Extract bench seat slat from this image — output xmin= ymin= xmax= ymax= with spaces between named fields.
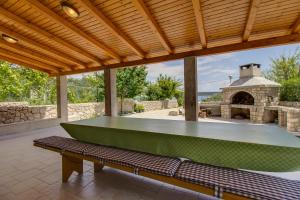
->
xmin=175 ymin=161 xmax=300 ymax=200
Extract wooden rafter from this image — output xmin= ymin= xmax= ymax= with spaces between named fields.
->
xmin=131 ymin=0 xmax=172 ymax=54
xmin=24 ymin=0 xmax=121 ymax=60
xmin=0 ymin=39 xmax=72 ymax=71
xmin=0 ymin=7 xmax=102 ymax=65
xmin=0 ymin=55 xmax=51 ymax=74
xmin=291 ymin=14 xmax=300 ymax=33
xmin=191 ymin=0 xmax=207 ymax=48
xmin=0 ymin=26 xmax=86 ymax=68
xmin=76 ymin=0 xmax=144 ymax=58
xmin=59 ymin=33 xmax=300 ymax=76
xmin=243 ymin=0 xmax=261 ymax=41
xmin=0 ymin=48 xmax=60 ymax=73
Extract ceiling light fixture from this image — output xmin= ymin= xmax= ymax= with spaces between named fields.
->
xmin=2 ymin=34 xmax=18 ymax=43
xmin=61 ymin=2 xmax=80 ymax=18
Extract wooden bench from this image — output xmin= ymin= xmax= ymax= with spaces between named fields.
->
xmin=34 ymin=136 xmax=300 ymax=200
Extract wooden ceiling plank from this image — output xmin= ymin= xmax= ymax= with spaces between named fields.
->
xmin=131 ymin=0 xmax=173 ymax=54
xmin=76 ymin=0 xmax=145 ymax=58
xmin=0 ymin=47 xmax=60 ymax=73
xmin=0 ymin=7 xmax=103 ymax=65
xmin=0 ymin=39 xmax=72 ymax=70
xmin=192 ymin=0 xmax=207 ymax=48
xmin=0 ymin=55 xmax=51 ymax=74
xmin=0 ymin=25 xmax=86 ymax=68
xmin=291 ymin=14 xmax=300 ymax=33
xmin=24 ymin=0 xmax=121 ymax=60
xmin=59 ymin=33 xmax=300 ymax=75
xmin=243 ymin=0 xmax=261 ymax=41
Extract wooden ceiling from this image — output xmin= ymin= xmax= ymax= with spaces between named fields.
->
xmin=1 ymin=0 xmax=300 ymax=75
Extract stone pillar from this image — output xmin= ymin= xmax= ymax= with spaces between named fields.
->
xmin=278 ymin=109 xmax=287 ymax=128
xmin=184 ymin=56 xmax=198 ymax=121
xmin=287 ymin=110 xmax=300 ymax=132
xmin=104 ymin=69 xmax=118 ymax=117
xmin=221 ymin=105 xmax=231 ymax=119
xmin=56 ymin=75 xmax=68 ymax=122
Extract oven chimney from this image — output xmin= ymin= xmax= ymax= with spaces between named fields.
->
xmin=239 ymin=63 xmax=261 ymax=78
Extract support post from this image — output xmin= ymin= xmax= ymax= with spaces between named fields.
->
xmin=184 ymin=56 xmax=198 ymax=121
xmin=56 ymin=75 xmax=68 ymax=122
xmin=94 ymin=162 xmax=104 ymax=173
xmin=62 ymin=154 xmax=83 ymax=182
xmin=104 ymin=69 xmax=118 ymax=116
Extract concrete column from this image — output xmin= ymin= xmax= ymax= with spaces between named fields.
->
xmin=104 ymin=68 xmax=118 ymax=117
xmin=184 ymin=56 xmax=198 ymax=121
xmin=56 ymin=75 xmax=68 ymax=122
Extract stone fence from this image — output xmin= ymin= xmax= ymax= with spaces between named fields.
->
xmin=0 ymin=100 xmax=178 ymax=124
xmin=279 ymin=101 xmax=300 ymax=108
xmin=136 ymin=100 xmax=178 ymax=112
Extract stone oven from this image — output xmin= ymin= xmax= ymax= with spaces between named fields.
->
xmin=221 ymin=63 xmax=280 ymax=123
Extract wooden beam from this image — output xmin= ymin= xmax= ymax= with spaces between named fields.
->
xmin=0 ymin=55 xmax=51 ymax=74
xmin=291 ymin=14 xmax=300 ymax=33
xmin=243 ymin=0 xmax=261 ymax=41
xmin=184 ymin=56 xmax=198 ymax=121
xmin=0 ymin=26 xmax=86 ymax=68
xmin=0 ymin=39 xmax=72 ymax=71
xmin=24 ymin=0 xmax=121 ymax=60
xmin=0 ymin=7 xmax=102 ymax=65
xmin=76 ymin=0 xmax=144 ymax=58
xmin=191 ymin=0 xmax=207 ymax=48
xmin=58 ymin=33 xmax=300 ymax=76
xmin=131 ymin=0 xmax=172 ymax=53
xmin=0 ymin=48 xmax=60 ymax=73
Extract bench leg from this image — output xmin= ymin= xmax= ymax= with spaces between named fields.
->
xmin=62 ymin=155 xmax=83 ymax=182
xmin=94 ymin=162 xmax=104 ymax=173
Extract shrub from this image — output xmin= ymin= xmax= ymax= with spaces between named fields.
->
xmin=280 ymin=78 xmax=300 ymax=101
xmin=134 ymin=104 xmax=145 ymax=113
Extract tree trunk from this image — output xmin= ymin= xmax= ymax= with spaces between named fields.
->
xmin=120 ymin=96 xmax=123 ymax=114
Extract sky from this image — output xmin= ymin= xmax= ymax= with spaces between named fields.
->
xmin=70 ymin=43 xmax=300 ymax=92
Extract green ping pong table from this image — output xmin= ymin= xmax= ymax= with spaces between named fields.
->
xmin=61 ymin=116 xmax=300 ymax=172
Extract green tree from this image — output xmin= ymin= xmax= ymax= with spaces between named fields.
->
xmin=280 ymin=78 xmax=300 ymax=101
xmin=0 ymin=61 xmax=55 ymax=104
xmin=0 ymin=61 xmax=23 ymax=101
xmin=117 ymin=66 xmax=148 ymax=113
xmin=265 ymin=49 xmax=300 ymax=83
xmin=156 ymin=74 xmax=182 ymax=100
xmin=145 ymin=83 xmax=161 ymax=101
xmin=145 ymin=74 xmax=183 ymax=106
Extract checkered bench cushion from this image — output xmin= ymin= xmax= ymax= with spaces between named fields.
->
xmin=85 ymin=144 xmax=181 ymax=176
xmin=175 ymin=161 xmax=300 ymax=200
xmin=34 ymin=136 xmax=92 ymax=154
xmin=34 ymin=136 xmax=180 ymax=177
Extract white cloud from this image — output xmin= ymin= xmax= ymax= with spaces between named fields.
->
xmin=146 ymin=62 xmax=184 ymax=82
xmin=197 ymin=53 xmax=235 ymax=66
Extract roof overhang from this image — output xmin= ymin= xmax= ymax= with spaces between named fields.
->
xmin=0 ymin=0 xmax=300 ymax=76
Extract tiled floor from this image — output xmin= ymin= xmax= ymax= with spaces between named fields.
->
xmin=1 ymin=125 xmax=300 ymax=200
xmin=0 ymin=126 xmax=217 ymax=200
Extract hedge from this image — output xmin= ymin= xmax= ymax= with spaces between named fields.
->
xmin=280 ymin=78 xmax=300 ymax=101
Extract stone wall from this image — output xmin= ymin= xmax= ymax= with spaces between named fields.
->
xmin=0 ymin=105 xmax=56 ymax=124
xmin=199 ymin=102 xmax=221 ymax=116
xmin=279 ymin=101 xmax=300 ymax=108
xmin=137 ymin=100 xmax=178 ymax=112
xmin=0 ymin=100 xmax=178 ymax=124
